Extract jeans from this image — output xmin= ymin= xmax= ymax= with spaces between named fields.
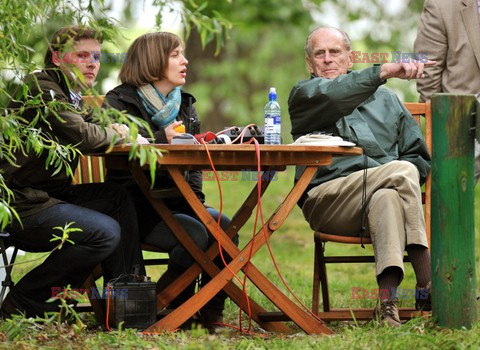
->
xmin=143 ymin=207 xmax=236 ymax=313
xmin=143 ymin=208 xmax=232 ymax=268
xmin=5 ymin=182 xmax=145 ymax=317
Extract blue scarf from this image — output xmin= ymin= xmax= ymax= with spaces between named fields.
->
xmin=137 ymin=84 xmax=181 ymax=128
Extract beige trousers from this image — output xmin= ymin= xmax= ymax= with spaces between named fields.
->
xmin=302 ymin=160 xmax=428 ymax=276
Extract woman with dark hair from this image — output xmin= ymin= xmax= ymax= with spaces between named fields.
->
xmin=104 ymin=32 xmax=234 ymax=331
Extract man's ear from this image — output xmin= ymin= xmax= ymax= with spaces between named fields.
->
xmin=306 ymin=56 xmax=314 ymax=73
xmin=347 ymin=50 xmax=354 ymax=69
xmin=51 ymin=50 xmax=61 ymax=67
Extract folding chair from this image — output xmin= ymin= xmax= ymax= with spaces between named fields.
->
xmin=0 ymin=231 xmax=18 ymax=303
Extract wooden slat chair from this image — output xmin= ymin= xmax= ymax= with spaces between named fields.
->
xmin=72 ymin=156 xmax=105 ymax=184
xmin=73 ymin=95 xmax=106 ymax=185
xmin=311 ymin=102 xmax=432 ymax=321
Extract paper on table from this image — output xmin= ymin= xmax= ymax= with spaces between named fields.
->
xmin=292 ymin=133 xmax=356 ymax=147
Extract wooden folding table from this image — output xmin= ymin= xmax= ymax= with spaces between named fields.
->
xmin=104 ymin=144 xmax=362 ymax=334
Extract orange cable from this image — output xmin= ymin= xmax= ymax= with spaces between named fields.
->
xmin=200 ymin=132 xmax=325 ymax=332
xmin=105 ymin=284 xmax=112 ymax=331
xmin=252 ymin=158 xmax=326 ymax=324
xmin=200 ymin=137 xmax=256 ymax=332
xmin=200 ymin=139 xmax=245 ymax=287
xmin=230 ymin=123 xmax=256 ymax=144
xmin=209 ymin=322 xmax=270 ymax=337
xmin=215 ymin=126 xmax=238 ymax=135
xmin=239 ymin=123 xmax=257 ymax=144
xmin=239 ymin=137 xmax=263 ymax=332
xmin=247 ymin=138 xmax=326 ymax=324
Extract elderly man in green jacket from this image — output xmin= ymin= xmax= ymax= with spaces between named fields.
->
xmin=288 ymin=27 xmax=432 ymax=327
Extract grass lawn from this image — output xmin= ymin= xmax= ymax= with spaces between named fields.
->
xmin=2 ymin=167 xmax=480 ymax=349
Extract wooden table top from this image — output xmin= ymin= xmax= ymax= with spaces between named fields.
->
xmin=106 ymin=144 xmax=363 ymax=168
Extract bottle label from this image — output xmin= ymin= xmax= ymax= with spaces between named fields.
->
xmin=265 ymin=119 xmax=274 ymax=134
xmin=273 ymin=124 xmax=281 ymax=134
xmin=265 ymin=115 xmax=280 ymax=130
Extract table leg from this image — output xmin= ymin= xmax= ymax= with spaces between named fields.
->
xmin=146 ymin=214 xmax=332 ymax=334
xmin=130 ymin=163 xmax=291 ymax=332
xmin=153 ymin=166 xmax=332 ymax=334
xmin=150 ymin=167 xmax=272 ymax=310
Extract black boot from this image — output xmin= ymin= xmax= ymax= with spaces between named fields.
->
xmin=156 ymin=262 xmax=198 ymax=329
xmin=199 ymin=267 xmax=226 ymax=332
xmin=199 ymin=293 xmax=226 ymax=333
xmin=155 ymin=267 xmax=177 ymax=295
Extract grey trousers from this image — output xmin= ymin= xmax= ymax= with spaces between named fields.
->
xmin=302 ymin=160 xmax=428 ymax=276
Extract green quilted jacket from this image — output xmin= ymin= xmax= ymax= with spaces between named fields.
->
xmin=288 ymin=66 xmax=431 ymax=201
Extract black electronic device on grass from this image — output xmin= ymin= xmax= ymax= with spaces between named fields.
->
xmin=106 ymin=274 xmax=156 ymax=330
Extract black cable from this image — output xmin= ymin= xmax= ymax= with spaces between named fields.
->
xmin=360 ymin=153 xmax=368 ymax=249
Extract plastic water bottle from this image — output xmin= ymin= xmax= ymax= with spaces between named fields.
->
xmin=264 ymin=87 xmax=281 ymax=144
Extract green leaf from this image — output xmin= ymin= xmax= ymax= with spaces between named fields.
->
xmin=139 ymin=146 xmax=147 ymax=166
xmin=148 ymin=150 xmax=158 ymax=187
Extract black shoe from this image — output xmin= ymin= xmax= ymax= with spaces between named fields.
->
xmin=1 ymin=293 xmax=21 ymax=319
xmin=179 ymin=314 xmax=198 ymax=331
xmin=156 ymin=264 xmax=196 ymax=310
xmin=156 ymin=265 xmax=198 ymax=331
xmin=415 ymin=282 xmax=431 ymax=311
xmin=199 ymin=309 xmax=224 ymax=333
xmin=156 ymin=308 xmax=198 ymax=331
xmin=156 ymin=268 xmax=178 ymax=294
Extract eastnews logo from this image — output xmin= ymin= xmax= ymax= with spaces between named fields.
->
xmin=351 ymin=287 xmax=429 ymax=300
xmin=51 ymin=287 xmax=128 ymax=300
xmin=202 ymin=170 xmax=278 ymax=181
xmin=351 ymin=51 xmax=429 ymax=64
xmin=53 ymin=51 xmax=127 ymax=64
xmin=56 ymin=50 xmax=429 ymax=65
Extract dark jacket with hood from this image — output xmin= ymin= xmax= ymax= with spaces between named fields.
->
xmin=2 ymin=67 xmax=115 ymax=217
xmin=103 ymin=83 xmax=205 ymax=203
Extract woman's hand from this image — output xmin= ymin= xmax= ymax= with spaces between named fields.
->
xmin=165 ymin=121 xmax=184 ymax=143
xmin=112 ymin=123 xmax=149 ymax=144
xmin=136 ymin=135 xmax=150 ymax=144
xmin=111 ymin=123 xmax=129 ymax=138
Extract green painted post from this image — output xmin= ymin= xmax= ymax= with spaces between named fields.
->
xmin=431 ymin=93 xmax=477 ymax=328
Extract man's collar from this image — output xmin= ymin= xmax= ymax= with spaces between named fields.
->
xmin=69 ymin=89 xmax=83 ymax=109
xmin=310 ymin=70 xmax=353 ymax=79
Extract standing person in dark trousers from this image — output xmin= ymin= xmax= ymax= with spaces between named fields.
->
xmin=1 ymin=26 xmax=147 ymax=318
xmin=104 ymin=32 xmax=234 ymax=331
xmin=289 ymin=27 xmax=433 ymax=327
